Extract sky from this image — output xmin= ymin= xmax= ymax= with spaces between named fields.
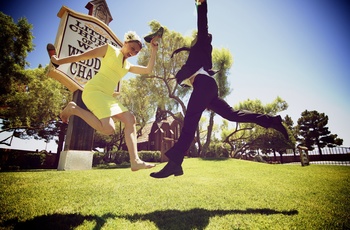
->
xmin=1 ymin=0 xmax=349 ymax=152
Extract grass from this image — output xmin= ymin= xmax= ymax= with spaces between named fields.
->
xmin=0 ymin=158 xmax=349 ymax=230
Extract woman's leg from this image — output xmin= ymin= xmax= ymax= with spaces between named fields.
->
xmin=114 ymin=111 xmax=155 ymax=171
xmin=60 ymin=101 xmax=115 ymax=135
xmin=61 ymin=102 xmax=154 ymax=170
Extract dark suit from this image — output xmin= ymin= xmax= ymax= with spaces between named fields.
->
xmin=175 ymin=1 xmax=213 ymax=85
xmin=167 ymin=1 xmax=280 ymax=165
xmin=151 ymin=1 xmax=287 ymax=178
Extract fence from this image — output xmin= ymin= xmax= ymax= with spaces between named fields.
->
xmin=276 ymin=146 xmax=350 ymax=166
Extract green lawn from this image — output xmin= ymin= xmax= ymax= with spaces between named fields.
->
xmin=0 ymin=158 xmax=349 ymax=230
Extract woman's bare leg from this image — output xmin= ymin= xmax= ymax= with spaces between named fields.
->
xmin=60 ymin=101 xmax=115 ymax=135
xmin=60 ymin=102 xmax=154 ymax=170
xmin=114 ymin=111 xmax=155 ymax=171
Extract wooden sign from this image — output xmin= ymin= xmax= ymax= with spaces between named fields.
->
xmin=48 ymin=6 xmax=122 ymax=93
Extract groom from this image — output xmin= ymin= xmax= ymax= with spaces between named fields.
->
xmin=150 ymin=0 xmax=288 ymax=179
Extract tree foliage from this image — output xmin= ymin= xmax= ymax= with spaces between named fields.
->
xmin=296 ymin=110 xmax=343 ymax=154
xmin=137 ymin=21 xmax=191 ymax=119
xmin=1 ymin=67 xmax=71 ymax=141
xmin=134 ymin=21 xmax=234 ymax=155
xmin=119 ymin=77 xmax=158 ymax=128
xmin=202 ymin=48 xmax=233 ymax=154
xmin=0 ymin=12 xmax=34 ymax=105
xmin=221 ymin=97 xmax=293 ymax=158
xmin=93 ymin=128 xmax=123 ymax=154
xmin=0 ymin=12 xmax=71 ymax=151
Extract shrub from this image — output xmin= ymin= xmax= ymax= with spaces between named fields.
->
xmin=92 ymin=151 xmax=105 ymax=166
xmin=92 ymin=150 xmax=162 ymax=166
xmin=254 ymin=155 xmax=267 ymax=163
xmin=113 ymin=150 xmax=130 ymax=164
xmin=138 ymin=151 xmax=161 ymax=162
xmin=25 ymin=153 xmax=43 ymax=168
xmin=0 ymin=150 xmax=53 ymax=170
xmin=204 ymin=143 xmax=230 ymax=158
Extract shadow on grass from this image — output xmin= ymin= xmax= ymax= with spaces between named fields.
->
xmin=0 ymin=169 xmax=57 ymax=173
xmin=1 ymin=213 xmax=116 ymax=230
xmin=199 ymin=157 xmax=230 ymax=161
xmin=118 ymin=208 xmax=298 ymax=229
xmin=94 ymin=164 xmax=131 ymax=170
xmin=1 ymin=208 xmax=298 ymax=230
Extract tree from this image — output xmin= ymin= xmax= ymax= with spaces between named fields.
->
xmin=250 ymin=130 xmax=293 ymax=163
xmin=284 ymin=115 xmax=296 ymax=140
xmin=140 ymin=21 xmax=193 ymax=116
xmin=222 ymin=97 xmax=292 ymax=158
xmin=283 ymin=114 xmax=299 ymax=157
xmin=296 ymin=110 xmax=343 ymax=155
xmin=136 ymin=21 xmax=234 ymax=155
xmin=220 ymin=120 xmax=252 ymax=158
xmin=135 ymin=22 xmax=198 ymax=153
xmin=93 ymin=129 xmax=123 ymax=153
xmin=0 ymin=12 xmax=34 ymax=106
xmin=0 ymin=13 xmax=71 ymax=160
xmin=119 ymin=77 xmax=158 ymax=129
xmin=202 ymin=48 xmax=233 ymax=155
xmin=106 ymin=76 xmax=159 ymax=153
xmin=0 ymin=66 xmax=71 ymax=152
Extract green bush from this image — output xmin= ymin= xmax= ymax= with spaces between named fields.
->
xmin=138 ymin=151 xmax=161 ymax=162
xmin=92 ymin=151 xmax=105 ymax=166
xmin=92 ymin=150 xmax=161 ymax=167
xmin=204 ymin=143 xmax=230 ymax=158
xmin=113 ymin=150 xmax=130 ymax=164
xmin=25 ymin=153 xmax=42 ymax=168
xmin=254 ymin=155 xmax=267 ymax=163
xmin=0 ymin=150 xmax=55 ymax=170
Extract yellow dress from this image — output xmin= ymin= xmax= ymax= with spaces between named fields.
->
xmin=82 ymin=44 xmax=130 ymax=119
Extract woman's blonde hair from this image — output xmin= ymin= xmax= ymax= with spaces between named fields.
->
xmin=124 ymin=31 xmax=142 ymax=49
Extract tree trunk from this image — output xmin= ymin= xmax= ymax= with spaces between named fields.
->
xmin=202 ymin=111 xmax=215 ymax=155
xmin=278 ymin=150 xmax=284 ymax=163
xmin=196 ymin=126 xmax=202 ymax=157
xmin=55 ymin=122 xmax=67 ymax=168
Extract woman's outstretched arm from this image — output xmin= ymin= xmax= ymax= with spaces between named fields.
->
xmin=51 ymin=44 xmax=108 ymax=66
xmin=129 ymin=38 xmax=159 ymax=75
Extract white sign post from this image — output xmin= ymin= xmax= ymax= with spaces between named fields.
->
xmin=48 ymin=5 xmax=122 ymax=92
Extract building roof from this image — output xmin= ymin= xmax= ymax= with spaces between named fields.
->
xmin=137 ymin=115 xmax=179 ymax=144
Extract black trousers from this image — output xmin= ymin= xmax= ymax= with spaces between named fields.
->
xmin=167 ymin=2 xmax=276 ymax=164
xmin=168 ymin=74 xmax=275 ymax=164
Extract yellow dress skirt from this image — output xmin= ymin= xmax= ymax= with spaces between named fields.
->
xmin=82 ymin=44 xmax=130 ymax=120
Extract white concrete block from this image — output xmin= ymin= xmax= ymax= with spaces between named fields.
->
xmin=57 ymin=150 xmax=93 ymax=170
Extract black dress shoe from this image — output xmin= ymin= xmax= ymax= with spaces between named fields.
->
xmin=150 ymin=161 xmax=183 ymax=179
xmin=144 ymin=27 xmax=164 ymax=43
xmin=270 ymin=116 xmax=289 ymax=140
